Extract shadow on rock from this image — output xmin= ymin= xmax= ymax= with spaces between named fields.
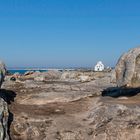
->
xmin=102 ymin=87 xmax=140 ymax=97
xmin=0 ymin=89 xmax=16 ymax=104
xmin=0 ymin=89 xmax=16 ymax=140
xmin=8 ymin=112 xmax=13 ymax=140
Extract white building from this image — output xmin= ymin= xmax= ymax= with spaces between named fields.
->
xmin=94 ymin=61 xmax=104 ymax=71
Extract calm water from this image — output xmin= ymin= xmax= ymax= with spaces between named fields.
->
xmin=8 ymin=69 xmax=48 ymax=74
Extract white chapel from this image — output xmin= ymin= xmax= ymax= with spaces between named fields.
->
xmin=94 ymin=61 xmax=105 ymax=71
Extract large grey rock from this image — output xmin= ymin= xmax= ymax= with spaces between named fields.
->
xmin=0 ymin=98 xmax=9 ymax=140
xmin=0 ymin=61 xmax=6 ymax=87
xmin=24 ymin=71 xmax=34 ymax=76
xmin=0 ymin=61 xmax=9 ymax=140
xmin=115 ymin=47 xmax=140 ymax=87
xmin=60 ymin=71 xmax=79 ymax=80
xmin=31 ymin=70 xmax=61 ymax=81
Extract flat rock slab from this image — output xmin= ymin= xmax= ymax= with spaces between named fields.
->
xmin=17 ymin=91 xmax=100 ymax=105
xmin=3 ymin=74 xmax=140 ymax=140
xmin=9 ymin=94 xmax=140 ymax=140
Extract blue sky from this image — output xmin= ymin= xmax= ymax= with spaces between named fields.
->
xmin=0 ymin=0 xmax=140 ymax=68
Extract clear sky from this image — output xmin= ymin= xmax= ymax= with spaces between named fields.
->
xmin=0 ymin=0 xmax=140 ymax=68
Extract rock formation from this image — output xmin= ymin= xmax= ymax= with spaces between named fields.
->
xmin=2 ymin=64 xmax=140 ymax=139
xmin=0 ymin=61 xmax=6 ymax=87
xmin=0 ymin=61 xmax=9 ymax=140
xmin=2 ymin=52 xmax=140 ymax=140
xmin=116 ymin=47 xmax=140 ymax=87
xmin=88 ymin=97 xmax=140 ymax=140
xmin=22 ymin=70 xmax=61 ymax=81
xmin=0 ymin=98 xmax=9 ymax=140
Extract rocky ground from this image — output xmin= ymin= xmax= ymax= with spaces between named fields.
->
xmin=0 ymin=70 xmax=140 ymax=140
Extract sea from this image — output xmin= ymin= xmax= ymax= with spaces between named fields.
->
xmin=8 ymin=69 xmax=48 ymax=74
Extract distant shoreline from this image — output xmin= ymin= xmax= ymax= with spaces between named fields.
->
xmin=7 ymin=68 xmax=75 ymax=71
xmin=7 ymin=68 xmax=75 ymax=74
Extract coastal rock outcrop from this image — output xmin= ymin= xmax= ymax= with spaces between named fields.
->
xmin=78 ymin=75 xmax=91 ymax=82
xmin=0 ymin=61 xmax=9 ymax=140
xmin=0 ymin=61 xmax=6 ymax=87
xmin=0 ymin=98 xmax=9 ymax=140
xmin=116 ymin=47 xmax=140 ymax=87
xmin=24 ymin=71 xmax=34 ymax=76
xmin=23 ymin=70 xmax=61 ymax=81
xmin=60 ymin=71 xmax=79 ymax=81
xmin=61 ymin=71 xmax=94 ymax=82
xmin=3 ymin=66 xmax=140 ymax=140
xmin=60 ymin=71 xmax=115 ymax=84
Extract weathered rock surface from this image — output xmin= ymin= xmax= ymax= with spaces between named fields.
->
xmin=2 ymin=68 xmax=140 ymax=140
xmin=24 ymin=71 xmax=34 ymax=76
xmin=87 ymin=96 xmax=140 ymax=140
xmin=22 ymin=70 xmax=62 ymax=81
xmin=60 ymin=71 xmax=112 ymax=83
xmin=116 ymin=47 xmax=140 ymax=87
xmin=0 ymin=61 xmax=9 ymax=140
xmin=60 ymin=71 xmax=79 ymax=80
xmin=0 ymin=98 xmax=9 ymax=140
xmin=4 ymin=77 xmax=140 ymax=140
xmin=0 ymin=61 xmax=6 ymax=87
